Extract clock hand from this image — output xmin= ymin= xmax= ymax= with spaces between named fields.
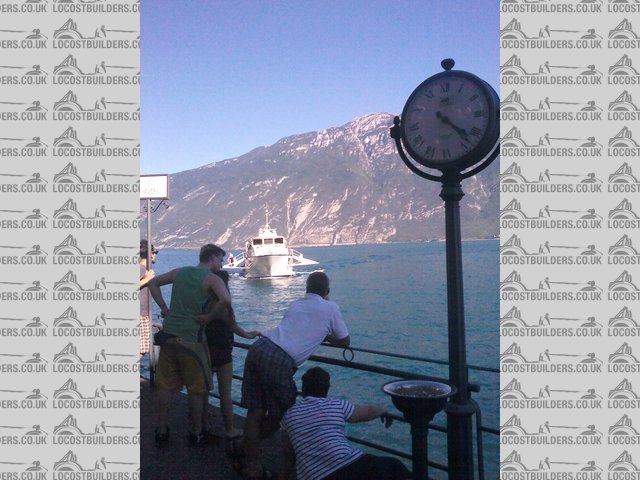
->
xmin=436 ymin=111 xmax=468 ymax=138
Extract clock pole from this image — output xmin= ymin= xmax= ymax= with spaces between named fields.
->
xmin=391 ymin=58 xmax=499 ymax=480
xmin=440 ymin=169 xmax=476 ymax=480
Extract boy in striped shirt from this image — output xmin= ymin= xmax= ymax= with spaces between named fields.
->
xmin=280 ymin=367 xmax=410 ymax=480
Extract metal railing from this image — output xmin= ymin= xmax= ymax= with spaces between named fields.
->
xmin=207 ymin=340 xmax=500 ymax=478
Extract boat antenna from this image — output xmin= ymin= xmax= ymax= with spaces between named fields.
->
xmin=265 ymin=210 xmax=270 ymax=228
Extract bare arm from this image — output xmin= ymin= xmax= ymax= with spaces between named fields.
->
xmin=148 ymin=269 xmax=178 ymax=317
xmin=140 ymin=269 xmax=154 ymax=289
xmin=223 ymin=310 xmax=261 ymax=340
xmin=194 ymin=274 xmax=230 ymax=326
xmin=196 ymin=276 xmax=260 ymax=338
xmin=348 ymin=405 xmax=393 ymax=428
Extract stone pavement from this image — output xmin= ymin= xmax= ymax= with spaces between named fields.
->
xmin=140 ymin=377 xmax=284 ymax=480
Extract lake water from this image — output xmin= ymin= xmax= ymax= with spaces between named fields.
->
xmin=146 ymin=241 xmax=499 ymax=479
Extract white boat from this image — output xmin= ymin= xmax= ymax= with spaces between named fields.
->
xmin=223 ymin=215 xmax=318 ymax=278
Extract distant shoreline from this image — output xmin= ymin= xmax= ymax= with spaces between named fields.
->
xmin=300 ymin=238 xmax=498 ymax=248
xmin=152 ymin=238 xmax=499 ymax=251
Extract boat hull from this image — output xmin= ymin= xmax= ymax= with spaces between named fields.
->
xmin=245 ymin=254 xmax=294 ymax=278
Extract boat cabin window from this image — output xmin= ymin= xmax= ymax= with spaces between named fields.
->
xmin=264 ymin=238 xmax=273 ymax=245
xmin=275 ymin=237 xmax=284 ymax=244
xmin=253 ymin=239 xmax=262 ymax=245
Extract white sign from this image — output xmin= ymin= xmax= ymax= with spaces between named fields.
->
xmin=140 ymin=174 xmax=169 ymax=199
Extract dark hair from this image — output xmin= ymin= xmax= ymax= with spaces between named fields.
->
xmin=213 ymin=269 xmax=230 ymax=288
xmin=202 ymin=269 xmax=233 ymax=317
xmin=301 ymin=367 xmax=330 ymax=398
xmin=139 ymin=240 xmax=149 ymax=260
xmin=199 ymin=244 xmax=225 ymax=263
xmin=306 ymin=271 xmax=330 ymax=296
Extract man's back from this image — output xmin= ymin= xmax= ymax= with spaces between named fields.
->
xmin=281 ymin=397 xmax=362 ymax=480
xmin=263 ymin=293 xmax=348 ymax=366
xmin=162 ymin=267 xmax=209 ymax=341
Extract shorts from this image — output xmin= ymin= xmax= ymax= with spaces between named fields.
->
xmin=155 ymin=338 xmax=211 ymax=395
xmin=209 ymin=344 xmax=233 ymax=368
xmin=139 ymin=316 xmax=151 ymax=355
xmin=240 ymin=337 xmax=297 ymax=421
xmin=206 ymin=321 xmax=234 ymax=368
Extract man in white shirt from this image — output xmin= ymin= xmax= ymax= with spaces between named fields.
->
xmin=280 ymin=367 xmax=410 ymax=480
xmin=239 ymin=272 xmax=350 ymax=479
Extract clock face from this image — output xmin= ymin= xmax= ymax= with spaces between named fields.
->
xmin=400 ymin=72 xmax=498 ymax=169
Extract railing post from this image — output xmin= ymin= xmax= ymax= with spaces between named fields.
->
xmin=229 ymin=341 xmax=496 ymax=477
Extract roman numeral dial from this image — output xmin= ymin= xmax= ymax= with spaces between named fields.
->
xmin=399 ymin=70 xmax=498 ymax=170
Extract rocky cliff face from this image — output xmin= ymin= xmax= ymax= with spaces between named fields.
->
xmin=149 ymin=113 xmax=498 ymax=249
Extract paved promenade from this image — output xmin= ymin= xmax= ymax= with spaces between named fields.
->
xmin=140 ymin=377 xmax=284 ymax=480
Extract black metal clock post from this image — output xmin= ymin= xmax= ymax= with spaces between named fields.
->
xmin=440 ymin=168 xmax=476 ymax=480
xmin=390 ymin=59 xmax=500 ymax=480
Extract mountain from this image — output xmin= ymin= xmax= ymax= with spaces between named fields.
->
xmin=149 ymin=112 xmax=498 ymax=249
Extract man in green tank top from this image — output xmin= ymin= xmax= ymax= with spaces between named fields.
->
xmin=148 ymin=244 xmax=230 ymax=446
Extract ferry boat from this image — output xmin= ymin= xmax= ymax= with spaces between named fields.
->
xmin=223 ymin=215 xmax=318 ymax=278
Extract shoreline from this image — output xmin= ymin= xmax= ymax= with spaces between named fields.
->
xmin=152 ymin=238 xmax=499 ymax=251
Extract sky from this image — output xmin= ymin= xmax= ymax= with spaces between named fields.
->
xmin=141 ymin=1 xmax=498 ymax=175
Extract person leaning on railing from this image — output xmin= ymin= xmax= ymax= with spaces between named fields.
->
xmin=238 ymin=271 xmax=350 ymax=479
xmin=279 ymin=367 xmax=410 ymax=480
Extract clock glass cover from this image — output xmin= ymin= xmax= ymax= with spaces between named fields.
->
xmin=400 ymin=72 xmax=497 ymax=169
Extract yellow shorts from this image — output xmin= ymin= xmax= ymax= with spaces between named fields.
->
xmin=155 ymin=338 xmax=211 ymax=395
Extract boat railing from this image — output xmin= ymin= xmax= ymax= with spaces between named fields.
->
xmin=288 ymin=248 xmax=319 ymax=266
xmin=224 ymin=252 xmax=245 ymax=268
xmin=216 ymin=340 xmax=499 ymax=478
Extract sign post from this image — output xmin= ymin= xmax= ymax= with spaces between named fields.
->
xmin=140 ymin=174 xmax=169 ymax=387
